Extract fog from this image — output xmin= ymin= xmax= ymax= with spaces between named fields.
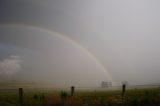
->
xmin=0 ymin=0 xmax=160 ymax=87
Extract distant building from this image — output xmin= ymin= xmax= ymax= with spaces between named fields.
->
xmin=101 ymin=81 xmax=112 ymax=88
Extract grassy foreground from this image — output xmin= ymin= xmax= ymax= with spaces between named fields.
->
xmin=0 ymin=88 xmax=160 ymax=106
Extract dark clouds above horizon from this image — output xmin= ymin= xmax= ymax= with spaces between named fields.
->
xmin=0 ymin=0 xmax=160 ymax=86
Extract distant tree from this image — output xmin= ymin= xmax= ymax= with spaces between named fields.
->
xmin=122 ymin=81 xmax=129 ymax=86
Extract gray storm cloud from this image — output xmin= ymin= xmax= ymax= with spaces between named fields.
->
xmin=0 ymin=55 xmax=22 ymax=75
xmin=0 ymin=0 xmax=160 ymax=86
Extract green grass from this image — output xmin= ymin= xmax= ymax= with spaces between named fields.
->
xmin=0 ymin=88 xmax=160 ymax=106
xmin=0 ymin=89 xmax=51 ymax=106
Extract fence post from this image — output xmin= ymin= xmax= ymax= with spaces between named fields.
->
xmin=19 ymin=88 xmax=23 ymax=105
xmin=71 ymin=86 xmax=75 ymax=96
xmin=122 ymin=84 xmax=126 ymax=97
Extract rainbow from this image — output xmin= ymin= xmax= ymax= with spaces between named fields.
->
xmin=0 ymin=23 xmax=115 ymax=85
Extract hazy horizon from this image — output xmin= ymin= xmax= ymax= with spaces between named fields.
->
xmin=0 ymin=0 xmax=160 ymax=87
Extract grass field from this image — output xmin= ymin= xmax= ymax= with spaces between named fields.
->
xmin=0 ymin=87 xmax=160 ymax=106
xmin=0 ymin=88 xmax=50 ymax=106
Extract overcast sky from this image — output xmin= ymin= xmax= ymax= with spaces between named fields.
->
xmin=0 ymin=0 xmax=160 ymax=87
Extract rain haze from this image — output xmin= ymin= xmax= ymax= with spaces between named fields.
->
xmin=0 ymin=0 xmax=160 ymax=87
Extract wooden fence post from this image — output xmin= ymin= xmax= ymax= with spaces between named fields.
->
xmin=71 ymin=86 xmax=75 ymax=96
xmin=122 ymin=84 xmax=126 ymax=96
xmin=19 ymin=88 xmax=23 ymax=105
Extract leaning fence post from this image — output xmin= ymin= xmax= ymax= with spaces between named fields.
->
xmin=71 ymin=86 xmax=75 ymax=96
xmin=19 ymin=88 xmax=23 ymax=105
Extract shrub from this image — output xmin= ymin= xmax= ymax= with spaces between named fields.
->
xmin=33 ymin=94 xmax=38 ymax=100
xmin=60 ymin=90 xmax=67 ymax=100
xmin=40 ymin=94 xmax=45 ymax=101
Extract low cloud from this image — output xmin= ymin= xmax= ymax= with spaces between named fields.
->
xmin=0 ymin=55 xmax=22 ymax=75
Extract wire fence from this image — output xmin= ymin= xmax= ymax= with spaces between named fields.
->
xmin=0 ymin=84 xmax=160 ymax=106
